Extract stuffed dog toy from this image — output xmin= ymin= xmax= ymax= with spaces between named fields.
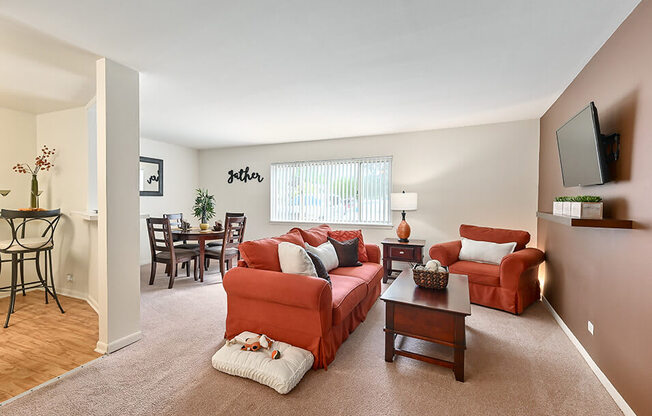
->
xmin=230 ymin=333 xmax=282 ymax=359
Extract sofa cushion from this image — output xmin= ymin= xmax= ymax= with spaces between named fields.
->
xmin=330 ymin=262 xmax=383 ymax=290
xmin=329 ymin=275 xmax=367 ymax=325
xmin=328 ymin=237 xmax=362 ymax=267
xmin=278 ymin=242 xmax=317 ymax=277
xmin=306 ymin=251 xmax=331 ymax=285
xmin=289 ymin=224 xmax=331 ymax=247
xmin=327 ymin=230 xmax=368 ymax=262
xmin=449 ymin=260 xmax=500 ymax=287
xmin=460 ymin=224 xmax=530 ymax=251
xmin=239 ymin=230 xmax=305 ymax=272
xmin=305 ymin=241 xmax=339 ymax=271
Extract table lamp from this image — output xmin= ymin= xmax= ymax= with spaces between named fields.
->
xmin=391 ymin=191 xmax=418 ymax=242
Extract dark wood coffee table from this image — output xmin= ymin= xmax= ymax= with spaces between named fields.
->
xmin=380 ymin=269 xmax=471 ymax=381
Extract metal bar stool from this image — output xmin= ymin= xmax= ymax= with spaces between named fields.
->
xmin=0 ymin=209 xmax=64 ymax=328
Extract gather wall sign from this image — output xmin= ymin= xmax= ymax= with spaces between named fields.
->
xmin=227 ymin=166 xmax=264 ymax=184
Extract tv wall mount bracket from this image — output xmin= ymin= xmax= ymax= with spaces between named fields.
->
xmin=600 ymin=133 xmax=620 ymax=163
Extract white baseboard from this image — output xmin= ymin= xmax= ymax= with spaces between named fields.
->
xmin=542 ymin=297 xmax=635 ymax=416
xmin=95 ymin=330 xmax=142 ymax=354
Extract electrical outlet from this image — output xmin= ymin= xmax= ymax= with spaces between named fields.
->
xmin=66 ymin=274 xmax=73 ymax=282
xmin=587 ymin=320 xmax=594 ymax=335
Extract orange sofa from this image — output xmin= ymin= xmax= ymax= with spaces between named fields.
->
xmin=429 ymin=224 xmax=544 ymax=314
xmin=223 ymin=225 xmax=383 ymax=369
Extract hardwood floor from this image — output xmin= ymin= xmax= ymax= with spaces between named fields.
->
xmin=0 ymin=291 xmax=101 ymax=402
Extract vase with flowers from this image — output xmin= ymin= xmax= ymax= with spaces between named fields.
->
xmin=13 ymin=145 xmax=55 ymax=209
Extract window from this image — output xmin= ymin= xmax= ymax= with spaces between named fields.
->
xmin=270 ymin=156 xmax=392 ymax=226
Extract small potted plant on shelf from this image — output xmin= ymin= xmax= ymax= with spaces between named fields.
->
xmin=193 ymin=188 xmax=215 ymax=230
xmin=570 ymin=195 xmax=603 ymax=219
xmin=553 ymin=196 xmax=566 ymax=216
xmin=553 ymin=196 xmax=573 ymax=216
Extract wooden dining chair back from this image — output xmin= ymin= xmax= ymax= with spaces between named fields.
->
xmin=146 ymin=217 xmax=198 ymax=289
xmin=164 ymin=213 xmax=199 ymax=251
xmin=205 ymin=214 xmax=246 ymax=277
xmin=0 ymin=209 xmax=64 ymax=328
xmin=164 ymin=213 xmax=183 ymax=228
xmin=223 ymin=215 xmax=246 ymax=250
xmin=146 ymin=217 xmax=174 ymax=257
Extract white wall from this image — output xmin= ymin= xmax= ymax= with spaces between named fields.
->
xmin=139 ymin=138 xmax=200 ymax=265
xmin=36 ymin=106 xmax=98 ymax=306
xmin=198 ymin=119 xmax=540 ymax=253
xmin=0 ymin=107 xmax=36 ymax=287
xmin=96 ymin=58 xmax=141 ymax=353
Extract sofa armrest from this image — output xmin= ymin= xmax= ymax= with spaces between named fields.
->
xmin=499 ymin=248 xmax=545 ymax=288
xmin=365 ymin=244 xmax=381 ymax=264
xmin=429 ymin=240 xmax=462 ymax=266
xmin=223 ymin=266 xmax=331 ymax=310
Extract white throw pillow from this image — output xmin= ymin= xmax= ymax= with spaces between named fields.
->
xmin=304 ymin=241 xmax=339 ymax=271
xmin=458 ymin=238 xmax=517 ymax=265
xmin=212 ymin=331 xmax=314 ymax=394
xmin=278 ymin=242 xmax=317 ymax=277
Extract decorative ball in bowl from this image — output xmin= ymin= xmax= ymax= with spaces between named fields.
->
xmin=412 ymin=260 xmax=449 ymax=290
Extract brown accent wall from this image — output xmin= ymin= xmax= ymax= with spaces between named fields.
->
xmin=538 ymin=1 xmax=652 ymax=414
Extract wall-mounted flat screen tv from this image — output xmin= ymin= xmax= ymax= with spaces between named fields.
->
xmin=556 ymin=102 xmax=610 ymax=187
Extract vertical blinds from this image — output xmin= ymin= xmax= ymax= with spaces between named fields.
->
xmin=270 ymin=156 xmax=392 ymax=225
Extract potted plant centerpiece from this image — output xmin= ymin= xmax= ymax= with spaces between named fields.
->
xmin=193 ymin=188 xmax=215 ymax=230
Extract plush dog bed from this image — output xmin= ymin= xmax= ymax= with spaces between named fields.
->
xmin=212 ymin=331 xmax=314 ymax=394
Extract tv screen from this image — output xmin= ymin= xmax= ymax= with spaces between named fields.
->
xmin=556 ymin=102 xmax=610 ymax=187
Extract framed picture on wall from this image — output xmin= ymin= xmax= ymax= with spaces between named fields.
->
xmin=139 ymin=157 xmax=163 ymax=196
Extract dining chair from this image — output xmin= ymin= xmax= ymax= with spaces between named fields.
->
xmin=164 ymin=213 xmax=200 ymax=274
xmin=0 ymin=209 xmax=64 ymax=328
xmin=146 ymin=217 xmax=199 ymax=289
xmin=164 ymin=213 xmax=200 ymax=250
xmin=207 ymin=212 xmax=244 ymax=248
xmin=206 ymin=212 xmax=244 ymax=270
xmin=205 ymin=215 xmax=246 ymax=278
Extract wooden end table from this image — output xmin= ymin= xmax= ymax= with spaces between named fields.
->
xmin=380 ymin=269 xmax=471 ymax=381
xmin=381 ymin=238 xmax=425 ymax=283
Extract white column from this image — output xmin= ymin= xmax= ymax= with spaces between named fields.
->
xmin=95 ymin=58 xmax=142 ymax=353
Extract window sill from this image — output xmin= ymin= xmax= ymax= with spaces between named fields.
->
xmin=269 ymin=220 xmax=393 ymax=229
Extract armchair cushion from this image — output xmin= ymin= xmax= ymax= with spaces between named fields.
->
xmin=460 ymin=224 xmax=530 ymax=251
xmin=449 ymin=261 xmax=500 ymax=287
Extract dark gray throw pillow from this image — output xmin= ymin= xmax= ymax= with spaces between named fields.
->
xmin=306 ymin=251 xmax=331 ymax=285
xmin=327 ymin=237 xmax=362 ymax=267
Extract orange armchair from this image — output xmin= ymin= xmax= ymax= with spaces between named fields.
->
xmin=429 ymin=224 xmax=544 ymax=314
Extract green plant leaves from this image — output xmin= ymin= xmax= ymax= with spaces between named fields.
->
xmin=193 ymin=188 xmax=216 ymax=223
xmin=554 ymin=195 xmax=602 ymax=202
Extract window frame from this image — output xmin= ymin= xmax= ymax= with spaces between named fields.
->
xmin=269 ymin=156 xmax=393 ymax=227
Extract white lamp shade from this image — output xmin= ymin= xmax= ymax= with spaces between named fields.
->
xmin=391 ymin=192 xmax=418 ymax=211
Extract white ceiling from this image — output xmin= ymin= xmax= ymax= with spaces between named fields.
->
xmin=0 ymin=0 xmax=640 ymax=148
xmin=0 ymin=16 xmax=97 ymax=114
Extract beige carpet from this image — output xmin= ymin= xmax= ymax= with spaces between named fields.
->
xmin=1 ymin=265 xmax=622 ymax=415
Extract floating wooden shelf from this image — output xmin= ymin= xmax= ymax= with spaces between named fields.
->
xmin=536 ymin=212 xmax=633 ymax=229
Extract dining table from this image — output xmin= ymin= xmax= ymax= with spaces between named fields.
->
xmin=171 ymin=228 xmax=224 ymax=282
